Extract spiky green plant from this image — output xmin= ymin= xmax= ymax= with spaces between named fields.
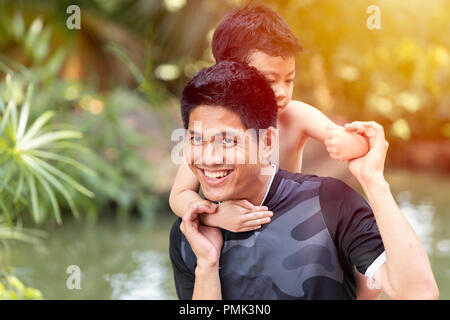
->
xmin=0 ymin=74 xmax=95 ymax=225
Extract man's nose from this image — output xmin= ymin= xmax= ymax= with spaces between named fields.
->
xmin=202 ymin=141 xmax=224 ymax=165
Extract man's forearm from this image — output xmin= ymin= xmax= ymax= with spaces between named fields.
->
xmin=361 ymin=176 xmax=438 ymax=299
xmin=193 ymin=262 xmax=222 ymax=300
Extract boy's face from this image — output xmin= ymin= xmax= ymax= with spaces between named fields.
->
xmin=248 ymin=50 xmax=295 ymax=112
xmin=185 ymin=105 xmax=268 ymax=202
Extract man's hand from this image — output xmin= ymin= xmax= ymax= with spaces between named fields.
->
xmin=200 ymin=199 xmax=272 ymax=232
xmin=180 ymin=202 xmax=223 ymax=266
xmin=344 ymin=121 xmax=389 ymax=184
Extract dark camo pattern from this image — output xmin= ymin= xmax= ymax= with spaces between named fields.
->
xmin=180 ymin=177 xmax=352 ymax=299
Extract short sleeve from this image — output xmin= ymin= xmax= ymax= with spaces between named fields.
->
xmin=169 ymin=218 xmax=195 ymax=299
xmin=319 ymin=177 xmax=385 ymax=275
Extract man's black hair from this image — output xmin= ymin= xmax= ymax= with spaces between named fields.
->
xmin=181 ymin=60 xmax=277 ymax=130
xmin=212 ymin=5 xmax=303 ymax=64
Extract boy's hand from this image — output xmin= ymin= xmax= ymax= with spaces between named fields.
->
xmin=200 ymin=199 xmax=273 ymax=233
xmin=187 ymin=199 xmax=218 ymax=215
xmin=325 ymin=124 xmax=369 ymax=161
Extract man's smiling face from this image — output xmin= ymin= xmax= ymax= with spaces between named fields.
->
xmin=186 ymin=105 xmax=263 ymax=202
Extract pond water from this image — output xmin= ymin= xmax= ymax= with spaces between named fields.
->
xmin=6 ymin=169 xmax=450 ymax=299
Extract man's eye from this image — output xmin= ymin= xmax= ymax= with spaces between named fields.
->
xmin=191 ymin=136 xmax=203 ymax=145
xmin=223 ymin=137 xmax=237 ymax=147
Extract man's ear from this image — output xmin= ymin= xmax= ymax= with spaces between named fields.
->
xmin=259 ymin=126 xmax=278 ymax=164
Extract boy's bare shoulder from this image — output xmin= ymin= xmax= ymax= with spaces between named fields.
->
xmin=282 ymin=100 xmax=321 ymax=120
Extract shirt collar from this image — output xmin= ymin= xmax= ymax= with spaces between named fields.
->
xmin=260 ymin=164 xmax=278 ymax=206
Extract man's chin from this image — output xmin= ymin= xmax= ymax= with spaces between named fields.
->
xmin=201 ymin=186 xmax=228 ymax=203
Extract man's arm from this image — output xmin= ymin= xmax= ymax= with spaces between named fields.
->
xmin=193 ymin=262 xmax=222 ymax=299
xmin=363 ymin=177 xmax=438 ymax=299
xmin=347 ymin=121 xmax=438 ymax=299
xmin=289 ymin=101 xmax=369 ymax=160
xmin=180 ymin=204 xmax=223 ymax=300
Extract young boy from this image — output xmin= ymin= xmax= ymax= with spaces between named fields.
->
xmin=170 ymin=6 xmax=380 ymax=299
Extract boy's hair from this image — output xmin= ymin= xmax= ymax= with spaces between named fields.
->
xmin=212 ymin=5 xmax=302 ymax=64
xmin=181 ymin=60 xmax=277 ymax=130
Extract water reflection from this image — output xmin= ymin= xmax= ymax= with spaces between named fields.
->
xmin=397 ymin=191 xmax=435 ymax=253
xmin=105 ymin=250 xmax=170 ymax=299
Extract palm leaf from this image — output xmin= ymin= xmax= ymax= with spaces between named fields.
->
xmin=28 ymin=150 xmax=96 ymax=176
xmin=19 ymin=130 xmax=82 ymax=151
xmin=26 ymin=173 xmax=40 ymax=223
xmin=33 ymin=172 xmax=61 ymax=225
xmin=19 ymin=110 xmax=54 ymax=145
xmin=16 ymin=83 xmax=33 ymax=140
xmin=21 ymin=154 xmax=80 ymax=219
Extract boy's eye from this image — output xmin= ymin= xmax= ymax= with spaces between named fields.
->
xmin=286 ymin=79 xmax=294 ymax=84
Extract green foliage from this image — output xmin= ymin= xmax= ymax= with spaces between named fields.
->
xmin=0 ymin=13 xmax=165 ymax=225
xmin=0 ymin=75 xmax=94 ymax=225
xmin=0 ymin=274 xmax=43 ymax=300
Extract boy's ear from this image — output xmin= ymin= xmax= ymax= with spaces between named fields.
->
xmin=260 ymin=126 xmax=278 ymax=163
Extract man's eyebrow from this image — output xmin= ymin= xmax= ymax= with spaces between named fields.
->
xmin=188 ymin=130 xmax=201 ymax=135
xmin=223 ymin=129 xmax=246 ymax=137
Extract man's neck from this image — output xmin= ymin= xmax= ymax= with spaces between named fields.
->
xmin=245 ymin=165 xmax=276 ymax=206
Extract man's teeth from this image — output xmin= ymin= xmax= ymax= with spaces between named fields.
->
xmin=204 ymin=170 xmax=230 ymax=179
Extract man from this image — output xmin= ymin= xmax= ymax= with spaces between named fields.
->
xmin=169 ymin=61 xmax=438 ymax=299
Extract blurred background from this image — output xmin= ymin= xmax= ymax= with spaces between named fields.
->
xmin=0 ymin=0 xmax=448 ymax=299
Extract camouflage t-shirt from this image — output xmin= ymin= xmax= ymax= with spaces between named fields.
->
xmin=169 ymin=169 xmax=385 ymax=299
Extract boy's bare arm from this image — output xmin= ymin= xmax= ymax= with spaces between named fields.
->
xmin=289 ymin=100 xmax=369 ymax=160
xmin=169 ymin=164 xmax=272 ymax=231
xmin=169 ymin=164 xmax=210 ymax=218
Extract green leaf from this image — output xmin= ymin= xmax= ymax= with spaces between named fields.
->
xmin=34 ymin=172 xmax=61 ymax=225
xmin=19 ymin=110 xmax=54 ymax=145
xmin=19 ymin=130 xmax=82 ymax=151
xmin=0 ymin=197 xmax=13 ymax=226
xmin=0 ymin=96 xmax=5 ymax=112
xmin=24 ymin=18 xmax=43 ymax=51
xmin=12 ymin=14 xmax=25 ymax=41
xmin=33 ymin=27 xmax=51 ymax=63
xmin=45 ymin=47 xmax=66 ymax=77
xmin=0 ymin=99 xmax=11 ymax=136
xmin=0 ymin=159 xmax=14 ymax=194
xmin=28 ymin=150 xmax=96 ymax=176
xmin=31 ymin=156 xmax=94 ymax=198
xmin=7 ymin=98 xmax=17 ymax=137
xmin=13 ymin=165 xmax=24 ymax=204
xmin=26 ymin=173 xmax=40 ymax=223
xmin=0 ymin=225 xmax=45 ymax=244
xmin=21 ymin=155 xmax=80 ymax=219
xmin=51 ymin=141 xmax=93 ymax=155
xmin=105 ymin=43 xmax=146 ymax=83
xmin=16 ymin=83 xmax=33 ymax=140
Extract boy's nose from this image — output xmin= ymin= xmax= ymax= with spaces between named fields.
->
xmin=274 ymin=84 xmax=287 ymax=100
